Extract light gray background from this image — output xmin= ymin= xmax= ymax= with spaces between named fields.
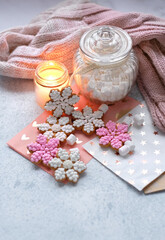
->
xmin=0 ymin=1 xmax=165 ymax=240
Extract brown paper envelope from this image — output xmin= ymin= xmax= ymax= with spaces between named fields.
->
xmin=144 ymin=172 xmax=165 ymax=194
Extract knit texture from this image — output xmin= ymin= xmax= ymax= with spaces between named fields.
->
xmin=0 ymin=0 xmax=165 ymax=132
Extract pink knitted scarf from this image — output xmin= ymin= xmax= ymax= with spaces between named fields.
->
xmin=0 ymin=1 xmax=165 ymax=132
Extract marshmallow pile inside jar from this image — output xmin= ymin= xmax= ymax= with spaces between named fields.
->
xmin=73 ymin=26 xmax=138 ymax=103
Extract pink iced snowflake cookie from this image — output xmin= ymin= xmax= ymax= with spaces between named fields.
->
xmin=48 ymin=148 xmax=86 ymax=183
xmin=37 ymin=116 xmax=75 ymax=143
xmin=96 ymin=120 xmax=131 ymax=151
xmin=72 ymin=104 xmax=108 ymax=135
xmin=44 ymin=87 xmax=80 ymax=117
xmin=27 ymin=134 xmax=60 ymax=166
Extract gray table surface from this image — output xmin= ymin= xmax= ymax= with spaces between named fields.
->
xmin=0 ymin=1 xmax=165 ymax=240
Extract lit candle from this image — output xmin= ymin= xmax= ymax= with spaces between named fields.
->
xmin=34 ymin=61 xmax=70 ymax=108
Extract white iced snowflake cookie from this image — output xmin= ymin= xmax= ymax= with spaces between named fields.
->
xmin=66 ymin=169 xmax=79 ymax=183
xmin=47 ymin=116 xmax=57 ymax=125
xmin=44 ymin=87 xmax=80 ymax=117
xmin=61 ymin=125 xmax=74 ymax=134
xmin=38 ymin=116 xmax=75 ymax=143
xmin=55 ymin=132 xmax=67 ymax=142
xmin=38 ymin=123 xmax=51 ymax=132
xmin=83 ymin=122 xmax=94 ymax=134
xmin=48 ymin=148 xmax=86 ymax=183
xmin=63 ymin=160 xmax=73 ymax=169
xmin=73 ymin=161 xmax=86 ymax=173
xmin=70 ymin=148 xmax=80 ymax=162
xmin=43 ymin=130 xmax=54 ymax=139
xmin=72 ymin=105 xmax=105 ymax=135
xmin=49 ymin=158 xmax=62 ymax=169
xmin=55 ymin=168 xmax=66 ymax=181
xmin=59 ymin=117 xmax=70 ymax=125
xmin=52 ymin=124 xmax=61 ymax=132
xmin=57 ymin=148 xmax=69 ymax=160
xmin=93 ymin=119 xmax=105 ymax=128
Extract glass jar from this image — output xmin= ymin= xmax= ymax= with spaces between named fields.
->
xmin=72 ymin=26 xmax=138 ymax=103
xmin=34 ymin=61 xmax=70 ymax=109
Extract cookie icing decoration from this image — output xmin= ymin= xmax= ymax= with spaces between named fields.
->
xmin=66 ymin=169 xmax=79 ymax=183
xmin=55 ymin=132 xmax=67 ymax=142
xmin=52 ymin=124 xmax=61 ymax=132
xmin=70 ymin=148 xmax=80 ymax=162
xmin=38 ymin=116 xmax=75 ymax=142
xmin=47 ymin=116 xmax=57 ymax=125
xmin=72 ymin=105 xmax=106 ymax=135
xmin=27 ymin=134 xmax=60 ymax=166
xmin=44 ymin=86 xmax=80 ymax=117
xmin=43 ymin=130 xmax=54 ymax=139
xmin=38 ymin=123 xmax=51 ymax=132
xmin=55 ymin=168 xmax=66 ymax=181
xmin=48 ymin=148 xmax=86 ymax=183
xmin=61 ymin=125 xmax=74 ymax=134
xmin=59 ymin=117 xmax=70 ymax=125
xmin=49 ymin=157 xmax=62 ymax=169
xmin=96 ymin=120 xmax=131 ymax=151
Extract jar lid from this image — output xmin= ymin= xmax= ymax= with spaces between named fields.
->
xmin=79 ymin=26 xmax=132 ymax=65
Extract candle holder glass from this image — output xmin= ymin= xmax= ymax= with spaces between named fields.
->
xmin=34 ymin=61 xmax=70 ymax=108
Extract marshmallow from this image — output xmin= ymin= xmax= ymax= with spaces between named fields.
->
xmin=101 ymin=86 xmax=110 ymax=97
xmin=122 ymin=116 xmax=132 ymax=127
xmin=96 ymin=81 xmax=104 ymax=90
xmin=119 ymin=145 xmax=130 ymax=157
xmin=113 ymin=85 xmax=121 ymax=101
xmin=92 ymin=89 xmax=100 ymax=98
xmin=123 ymin=81 xmax=129 ymax=96
xmin=133 ymin=114 xmax=144 ymax=126
xmin=98 ymin=104 xmax=109 ymax=114
xmin=125 ymin=140 xmax=135 ymax=152
xmin=66 ymin=134 xmax=77 ymax=146
xmin=99 ymin=92 xmax=108 ymax=102
xmin=87 ymin=80 xmax=95 ymax=91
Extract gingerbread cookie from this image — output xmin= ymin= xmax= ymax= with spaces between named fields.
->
xmin=96 ymin=120 xmax=131 ymax=151
xmin=27 ymin=134 xmax=60 ymax=166
xmin=44 ymin=86 xmax=80 ymax=117
xmin=37 ymin=116 xmax=75 ymax=143
xmin=48 ymin=148 xmax=86 ymax=183
xmin=72 ymin=105 xmax=107 ymax=135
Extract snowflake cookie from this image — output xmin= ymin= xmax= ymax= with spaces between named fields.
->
xmin=44 ymin=86 xmax=80 ymax=117
xmin=37 ymin=116 xmax=75 ymax=142
xmin=27 ymin=134 xmax=60 ymax=166
xmin=72 ymin=105 xmax=107 ymax=135
xmin=48 ymin=148 xmax=86 ymax=183
xmin=96 ymin=120 xmax=131 ymax=150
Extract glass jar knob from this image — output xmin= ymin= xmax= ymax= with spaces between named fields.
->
xmin=91 ymin=26 xmax=120 ymax=54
